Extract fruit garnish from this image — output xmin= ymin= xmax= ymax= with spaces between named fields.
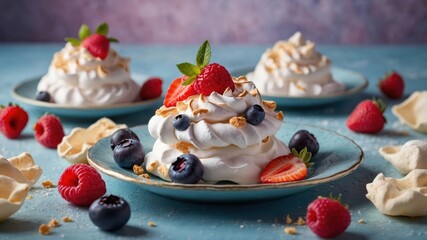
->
xmin=35 ymin=91 xmax=51 ymax=102
xmin=110 ymin=128 xmax=140 ymax=150
xmin=346 ymin=98 xmax=386 ymax=134
xmin=260 ymin=147 xmax=313 ymax=183
xmin=58 ymin=164 xmax=106 ymax=206
xmin=379 ymin=71 xmax=404 ymax=99
xmin=89 ymin=194 xmax=131 ymax=231
xmin=140 ymin=78 xmax=163 ymax=100
xmin=288 ymin=129 xmax=320 ymax=156
xmin=176 ymin=40 xmax=235 ymax=95
xmin=0 ymin=103 xmax=28 ymax=139
xmin=65 ymin=23 xmax=118 ymax=60
xmin=113 ymin=138 xmax=145 ymax=169
xmin=306 ymin=194 xmax=351 ymax=238
xmin=173 ymin=114 xmax=191 ymax=131
xmin=34 ymin=114 xmax=65 ymax=148
xmin=168 ymin=154 xmax=204 ymax=184
xmin=164 ymin=77 xmax=197 ymax=107
xmin=245 ymin=104 xmax=265 ymax=125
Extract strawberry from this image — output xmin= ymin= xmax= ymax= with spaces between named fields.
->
xmin=176 ymin=40 xmax=235 ymax=97
xmin=260 ymin=148 xmax=313 ymax=183
xmin=379 ymin=71 xmax=404 ymax=99
xmin=34 ymin=114 xmax=65 ymax=148
xmin=0 ymin=104 xmax=29 ymax=139
xmin=346 ymin=99 xmax=386 ymax=134
xmin=65 ymin=22 xmax=119 ymax=60
xmin=164 ymin=77 xmax=197 ymax=107
xmin=140 ymin=78 xmax=163 ymax=100
xmin=306 ymin=194 xmax=351 ymax=238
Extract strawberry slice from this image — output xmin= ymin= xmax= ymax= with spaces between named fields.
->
xmin=260 ymin=148 xmax=313 ymax=183
xmin=164 ymin=77 xmax=197 ymax=107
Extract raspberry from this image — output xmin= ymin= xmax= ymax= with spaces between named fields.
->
xmin=306 ymin=196 xmax=351 ymax=238
xmin=34 ymin=114 xmax=65 ymax=148
xmin=193 ymin=63 xmax=235 ymax=95
xmin=58 ymin=164 xmax=106 ymax=206
xmin=0 ymin=104 xmax=28 ymax=139
xmin=140 ymin=78 xmax=163 ymax=100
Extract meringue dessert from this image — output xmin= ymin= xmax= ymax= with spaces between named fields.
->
xmin=0 ymin=153 xmax=42 ymax=222
xmin=247 ymin=32 xmax=344 ymax=97
xmin=366 ymin=169 xmax=427 ymax=217
xmin=392 ymin=91 xmax=427 ymax=133
xmin=145 ymin=76 xmax=289 ymax=184
xmin=379 ymin=140 xmax=427 ymax=174
xmin=58 ymin=118 xmax=126 ymax=164
xmin=37 ymin=23 xmax=140 ymax=106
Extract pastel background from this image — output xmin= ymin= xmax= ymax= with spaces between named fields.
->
xmin=1 ymin=0 xmax=426 ymax=44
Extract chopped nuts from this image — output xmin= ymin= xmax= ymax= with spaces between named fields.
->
xmin=155 ymin=107 xmax=178 ymax=117
xmin=358 ymin=219 xmax=366 ymax=224
xmin=27 ymin=195 xmax=33 ymax=200
xmin=175 ymin=142 xmax=193 ymax=153
xmin=41 ymin=180 xmax=54 ymax=188
xmin=276 ymin=111 xmax=284 ymax=121
xmin=262 ymin=136 xmax=270 ymax=143
xmin=284 ymin=226 xmax=297 ymax=235
xmin=38 ymin=224 xmax=51 ymax=235
xmin=133 ymin=165 xmax=144 ymax=175
xmin=158 ymin=164 xmax=169 ymax=178
xmin=285 ymin=214 xmax=293 ymax=224
xmin=97 ymin=65 xmax=109 ymax=78
xmin=176 ymin=101 xmax=188 ymax=111
xmin=229 ymin=116 xmax=246 ymax=128
xmin=141 ymin=173 xmax=151 ymax=179
xmin=48 ymin=219 xmax=61 ymax=228
xmin=193 ymin=108 xmax=209 ymax=116
xmin=62 ymin=216 xmax=73 ymax=222
xmin=146 ymin=161 xmax=158 ymax=172
xmin=238 ymin=90 xmax=249 ymax=97
xmin=296 ymin=217 xmax=305 ymax=226
xmin=263 ymin=100 xmax=277 ymax=111
xmin=148 ymin=221 xmax=156 ymax=227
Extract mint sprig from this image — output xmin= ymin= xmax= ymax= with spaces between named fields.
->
xmin=65 ymin=22 xmax=118 ymax=46
xmin=176 ymin=40 xmax=211 ymax=86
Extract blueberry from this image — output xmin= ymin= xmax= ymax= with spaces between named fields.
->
xmin=173 ymin=114 xmax=191 ymax=131
xmin=245 ymin=104 xmax=265 ymax=125
xmin=288 ymin=130 xmax=320 ymax=156
xmin=35 ymin=91 xmax=51 ymax=102
xmin=110 ymin=128 xmax=140 ymax=150
xmin=113 ymin=139 xmax=145 ymax=169
xmin=89 ymin=194 xmax=131 ymax=231
xmin=168 ymin=154 xmax=204 ymax=184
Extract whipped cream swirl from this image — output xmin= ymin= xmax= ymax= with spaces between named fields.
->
xmin=37 ymin=43 xmax=140 ymax=105
xmin=247 ymin=32 xmax=344 ymax=97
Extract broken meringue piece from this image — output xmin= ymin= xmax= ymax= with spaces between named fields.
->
xmin=379 ymin=140 xmax=427 ymax=174
xmin=0 ymin=175 xmax=30 ymax=222
xmin=392 ymin=91 xmax=427 ymax=133
xmin=57 ymin=118 xmax=126 ymax=164
xmin=7 ymin=152 xmax=43 ymax=187
xmin=366 ymin=169 xmax=427 ymax=217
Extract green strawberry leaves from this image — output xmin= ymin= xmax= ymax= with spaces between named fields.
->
xmin=95 ymin=23 xmax=109 ymax=36
xmin=292 ymin=147 xmax=314 ymax=168
xmin=79 ymin=24 xmax=91 ymax=40
xmin=177 ymin=40 xmax=211 ymax=86
xmin=65 ymin=22 xmax=118 ymax=46
xmin=65 ymin=37 xmax=81 ymax=47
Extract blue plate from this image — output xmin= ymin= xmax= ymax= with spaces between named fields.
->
xmin=232 ymin=67 xmax=368 ymax=107
xmin=11 ymin=75 xmax=162 ymax=118
xmin=88 ymin=122 xmax=363 ymax=203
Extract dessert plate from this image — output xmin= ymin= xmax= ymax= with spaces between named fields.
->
xmin=233 ymin=67 xmax=368 ymax=107
xmin=11 ymin=75 xmax=162 ymax=118
xmin=88 ymin=122 xmax=363 ymax=203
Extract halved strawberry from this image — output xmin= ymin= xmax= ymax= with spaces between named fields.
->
xmin=260 ymin=148 xmax=313 ymax=183
xmin=164 ymin=77 xmax=197 ymax=107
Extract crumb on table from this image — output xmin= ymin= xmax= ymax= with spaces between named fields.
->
xmin=284 ymin=226 xmax=297 ymax=235
xmin=41 ymin=180 xmax=54 ymax=188
xmin=38 ymin=224 xmax=51 ymax=235
xmin=285 ymin=214 xmax=293 ymax=224
xmin=358 ymin=219 xmax=366 ymax=224
xmin=296 ymin=217 xmax=306 ymax=226
xmin=48 ymin=219 xmax=60 ymax=228
xmin=148 ymin=221 xmax=156 ymax=227
xmin=62 ymin=216 xmax=73 ymax=222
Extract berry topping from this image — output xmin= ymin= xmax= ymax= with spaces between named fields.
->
xmin=347 ymin=99 xmax=386 ymax=134
xmin=0 ymin=104 xmax=28 ymax=139
xmin=168 ymin=154 xmax=204 ymax=184
xmin=245 ymin=104 xmax=265 ymax=125
xmin=65 ymin=23 xmax=119 ymax=60
xmin=113 ymin=139 xmax=145 ymax=169
xmin=306 ymin=194 xmax=351 ymax=238
xmin=89 ymin=194 xmax=131 ymax=231
xmin=260 ymin=148 xmax=313 ymax=183
xmin=58 ymin=164 xmax=106 ymax=206
xmin=110 ymin=128 xmax=140 ymax=150
xmin=176 ymin=41 xmax=235 ymax=96
xmin=379 ymin=71 xmax=404 ymax=99
xmin=140 ymin=77 xmax=163 ymax=100
xmin=35 ymin=91 xmax=51 ymax=102
xmin=173 ymin=114 xmax=191 ymax=131
xmin=288 ymin=130 xmax=319 ymax=156
xmin=34 ymin=114 xmax=65 ymax=148
xmin=164 ymin=77 xmax=197 ymax=107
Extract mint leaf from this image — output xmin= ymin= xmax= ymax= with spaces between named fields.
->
xmin=96 ymin=22 xmax=109 ymax=36
xmin=182 ymin=76 xmax=196 ymax=86
xmin=177 ymin=63 xmax=200 ymax=77
xmin=65 ymin=37 xmax=81 ymax=47
xmin=196 ymin=40 xmax=211 ymax=69
xmin=79 ymin=24 xmax=91 ymax=40
xmin=108 ymin=37 xmax=119 ymax=43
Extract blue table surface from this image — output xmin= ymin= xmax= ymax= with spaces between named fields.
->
xmin=0 ymin=44 xmax=426 ymax=240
